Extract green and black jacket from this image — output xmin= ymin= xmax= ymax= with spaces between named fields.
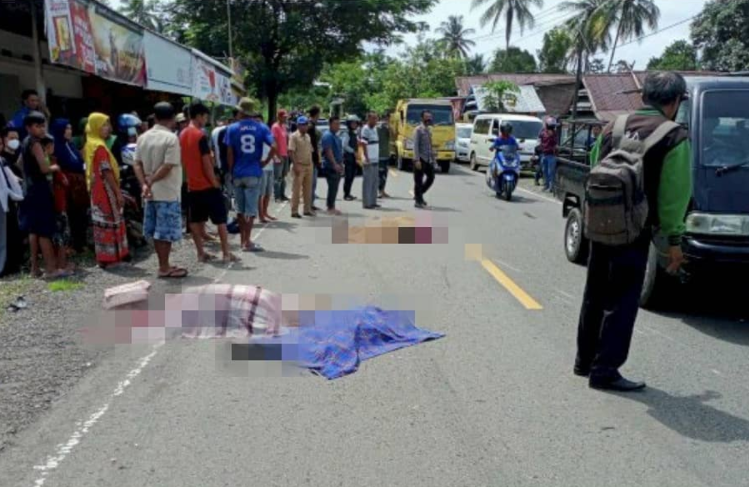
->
xmin=590 ymin=107 xmax=693 ymax=246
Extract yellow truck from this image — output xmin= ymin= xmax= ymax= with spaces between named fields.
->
xmin=389 ymin=98 xmax=456 ymax=173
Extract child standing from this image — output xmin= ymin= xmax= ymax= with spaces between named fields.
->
xmin=42 ymin=136 xmax=74 ymax=274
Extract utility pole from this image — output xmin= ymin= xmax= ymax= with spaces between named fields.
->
xmin=226 ymin=0 xmax=234 ymax=61
xmin=571 ymin=44 xmax=584 ymax=121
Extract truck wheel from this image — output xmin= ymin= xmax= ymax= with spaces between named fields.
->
xmin=441 ymin=160 xmax=450 ymax=174
xmin=640 ymin=242 xmax=676 ymax=309
xmin=470 ymin=152 xmax=479 ymax=172
xmin=565 ymin=208 xmax=589 ymax=265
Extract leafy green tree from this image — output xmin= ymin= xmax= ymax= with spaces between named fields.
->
xmin=465 ymin=53 xmax=488 ymax=75
xmin=538 ymin=27 xmax=573 ymax=73
xmin=489 ymin=47 xmax=537 ymax=73
xmin=436 ymin=15 xmax=476 ymax=59
xmin=471 ymin=0 xmax=545 ymax=49
xmin=647 ymin=40 xmax=698 ymax=71
xmin=559 ymin=0 xmax=611 ymax=73
xmin=692 ymin=0 xmax=749 ymax=72
xmin=603 ymin=0 xmax=660 ymax=72
xmin=169 ymin=0 xmax=437 ymax=120
xmin=588 ymin=58 xmax=605 ymax=74
xmin=119 ymin=0 xmax=166 ymax=33
xmin=483 ymin=80 xmax=520 ymax=112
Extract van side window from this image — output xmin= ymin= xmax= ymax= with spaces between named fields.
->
xmin=491 ymin=120 xmax=500 ymax=136
xmin=474 ymin=119 xmax=489 ymax=135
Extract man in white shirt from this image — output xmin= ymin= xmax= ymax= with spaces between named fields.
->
xmin=359 ymin=111 xmax=381 ymax=209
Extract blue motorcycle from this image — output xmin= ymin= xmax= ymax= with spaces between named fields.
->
xmin=486 ymin=146 xmax=520 ymax=201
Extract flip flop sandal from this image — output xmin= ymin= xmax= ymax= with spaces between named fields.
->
xmin=158 ymin=268 xmax=188 ymax=279
xmin=14 ymin=297 xmax=28 ymax=310
xmin=242 ymin=243 xmax=264 ymax=253
xmin=199 ymin=254 xmax=217 ymax=263
xmin=223 ymin=254 xmax=241 ymax=264
xmin=6 ymin=304 xmax=20 ymax=313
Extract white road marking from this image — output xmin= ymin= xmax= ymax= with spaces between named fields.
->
xmin=32 ymin=343 xmax=163 ymax=486
xmin=517 ymin=187 xmax=562 ymax=205
xmin=495 ymin=259 xmax=523 ymax=274
xmin=557 ymin=290 xmax=576 ymax=300
xmin=30 ymin=203 xmax=288 ymax=485
xmin=712 ymin=369 xmax=723 ymax=376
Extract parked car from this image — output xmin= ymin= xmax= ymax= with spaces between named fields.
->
xmin=455 ymin=123 xmax=473 ymax=163
xmin=469 ymin=114 xmax=543 ymax=171
xmin=556 ymin=77 xmax=749 ymax=309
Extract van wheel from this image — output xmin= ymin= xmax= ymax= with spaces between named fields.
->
xmin=565 ymin=208 xmax=589 ymax=265
xmin=640 ymin=243 xmax=677 ymax=309
xmin=440 ymin=160 xmax=450 ymax=174
xmin=470 ymin=152 xmax=479 ymax=172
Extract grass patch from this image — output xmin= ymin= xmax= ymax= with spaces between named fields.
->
xmin=48 ymin=280 xmax=84 ymax=293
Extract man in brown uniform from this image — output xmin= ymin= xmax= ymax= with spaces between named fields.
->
xmin=289 ymin=116 xmax=314 ymax=218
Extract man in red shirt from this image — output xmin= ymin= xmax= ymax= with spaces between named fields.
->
xmin=180 ymin=101 xmax=237 ymax=264
xmin=271 ymin=109 xmax=289 ymax=202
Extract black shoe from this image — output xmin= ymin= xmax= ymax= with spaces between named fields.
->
xmin=573 ymin=366 xmax=590 ymax=377
xmin=589 ymin=376 xmax=646 ymax=392
xmin=312 ymin=206 xmax=321 ymax=211
xmin=415 ymin=201 xmax=426 ymax=209
xmin=291 ymin=213 xmax=302 ymax=219
xmin=281 ymin=196 xmax=291 ymax=202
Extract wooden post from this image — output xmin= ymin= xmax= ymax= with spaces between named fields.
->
xmin=30 ymin=0 xmax=47 ymax=102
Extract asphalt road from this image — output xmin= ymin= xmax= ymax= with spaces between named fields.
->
xmin=1 ymin=164 xmax=748 ymax=487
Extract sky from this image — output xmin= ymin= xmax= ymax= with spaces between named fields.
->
xmin=386 ymin=0 xmax=707 ymax=68
xmin=109 ymin=0 xmax=706 ymax=68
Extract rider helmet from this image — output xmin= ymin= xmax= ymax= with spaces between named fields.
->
xmin=545 ymin=116 xmax=558 ymax=129
xmin=500 ymin=121 xmax=513 ymax=135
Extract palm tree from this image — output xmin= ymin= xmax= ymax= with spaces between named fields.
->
xmin=471 ymin=0 xmax=545 ymax=50
xmin=465 ymin=53 xmax=488 ymax=75
xmin=119 ymin=0 xmax=164 ymax=32
xmin=436 ymin=15 xmax=477 ymax=59
xmin=559 ymin=0 xmax=611 ymax=71
xmin=604 ymin=0 xmax=660 ymax=72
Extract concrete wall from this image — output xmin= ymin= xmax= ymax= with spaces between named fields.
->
xmin=0 ymin=29 xmax=83 ymax=121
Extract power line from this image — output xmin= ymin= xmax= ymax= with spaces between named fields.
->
xmin=615 ymin=15 xmax=698 ymax=50
xmin=470 ymin=7 xmax=569 ymax=42
xmin=471 ymin=10 xmax=575 ymax=45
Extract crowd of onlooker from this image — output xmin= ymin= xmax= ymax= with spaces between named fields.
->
xmin=0 ymin=90 xmax=409 ymax=280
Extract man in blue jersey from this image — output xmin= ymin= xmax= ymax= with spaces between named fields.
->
xmin=225 ymin=98 xmax=277 ymax=253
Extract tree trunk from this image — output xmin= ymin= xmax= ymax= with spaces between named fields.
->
xmin=267 ymin=88 xmax=279 ymax=126
xmin=607 ymin=22 xmax=623 ymax=73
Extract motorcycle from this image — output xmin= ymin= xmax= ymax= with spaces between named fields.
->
xmin=486 ymin=145 xmax=520 ymax=201
xmin=119 ymin=143 xmax=147 ymax=249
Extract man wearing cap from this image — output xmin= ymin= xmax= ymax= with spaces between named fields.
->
xmin=288 ymin=116 xmax=314 ymax=218
xmin=271 ymin=109 xmax=290 ymax=202
xmin=224 ymin=98 xmax=277 ymax=252
xmin=341 ymin=115 xmax=360 ymax=201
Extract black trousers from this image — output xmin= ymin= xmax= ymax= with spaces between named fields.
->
xmin=326 ymin=172 xmax=341 ymax=209
xmin=343 ymin=156 xmax=357 ymax=197
xmin=413 ymin=161 xmax=435 ymax=203
xmin=576 ymin=235 xmax=650 ymax=379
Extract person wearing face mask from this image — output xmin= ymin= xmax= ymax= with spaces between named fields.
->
xmin=50 ymin=119 xmax=89 ymax=253
xmin=412 ymin=110 xmax=437 ymax=209
xmin=1 ymin=127 xmax=22 ymax=177
xmin=0 ymin=131 xmax=25 ymax=276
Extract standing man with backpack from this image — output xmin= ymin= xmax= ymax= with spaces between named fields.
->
xmin=575 ymin=72 xmax=692 ymax=392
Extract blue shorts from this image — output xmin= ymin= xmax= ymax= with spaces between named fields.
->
xmin=144 ymin=200 xmax=182 ymax=243
xmin=261 ymin=170 xmax=274 ymax=197
xmin=234 ymin=177 xmax=262 ymax=217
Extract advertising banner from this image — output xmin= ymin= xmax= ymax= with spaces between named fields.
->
xmin=89 ymin=7 xmax=146 ymax=86
xmin=69 ymin=0 xmax=96 ymax=74
xmin=144 ymin=32 xmax=193 ymax=96
xmin=45 ymin=0 xmax=75 ymax=67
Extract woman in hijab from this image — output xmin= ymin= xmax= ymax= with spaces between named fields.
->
xmin=84 ymin=113 xmax=129 ymax=268
xmin=0 ymin=133 xmax=24 ymax=276
xmin=51 ymin=119 xmax=89 ymax=253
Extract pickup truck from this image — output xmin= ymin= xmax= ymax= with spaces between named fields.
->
xmin=556 ymin=78 xmax=749 ymax=309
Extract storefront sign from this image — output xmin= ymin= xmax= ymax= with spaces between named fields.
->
xmin=89 ymin=7 xmax=146 ymax=86
xmin=45 ymin=0 xmax=75 ymax=66
xmin=69 ymin=0 xmax=96 ymax=74
xmin=144 ymin=32 xmax=193 ymax=96
xmin=192 ymin=51 xmax=236 ymax=106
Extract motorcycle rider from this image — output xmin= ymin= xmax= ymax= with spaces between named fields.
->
xmin=489 ymin=122 xmax=519 ymax=157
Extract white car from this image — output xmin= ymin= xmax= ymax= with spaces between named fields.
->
xmin=469 ymin=114 xmax=544 ymax=171
xmin=455 ymin=123 xmax=473 ymax=163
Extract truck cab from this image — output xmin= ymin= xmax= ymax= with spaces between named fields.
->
xmin=556 ymin=78 xmax=749 ymax=308
xmin=389 ymin=99 xmax=456 ymax=173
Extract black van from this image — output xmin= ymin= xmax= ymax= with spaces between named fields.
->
xmin=556 ymin=77 xmax=749 ymax=308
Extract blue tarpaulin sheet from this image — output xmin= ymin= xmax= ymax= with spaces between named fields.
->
xmin=297 ymin=307 xmax=445 ymax=380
